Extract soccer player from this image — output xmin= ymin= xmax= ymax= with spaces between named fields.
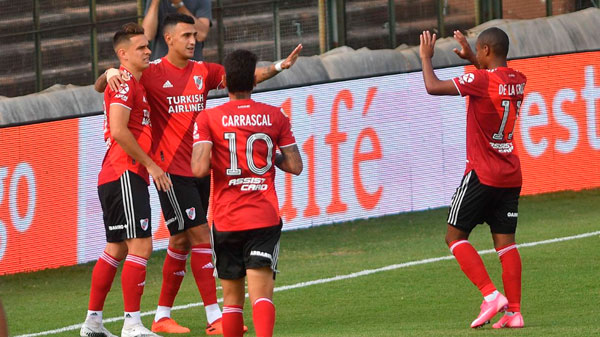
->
xmin=191 ymin=48 xmax=302 ymax=337
xmin=80 ymin=23 xmax=171 ymax=337
xmin=419 ymin=28 xmax=526 ymax=329
xmin=96 ymin=13 xmax=302 ymax=335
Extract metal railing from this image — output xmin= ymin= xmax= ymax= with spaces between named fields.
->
xmin=0 ymin=0 xmax=597 ymax=98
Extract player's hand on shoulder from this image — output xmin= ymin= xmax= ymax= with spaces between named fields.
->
xmin=280 ymin=44 xmax=303 ymax=70
xmin=419 ymin=30 xmax=437 ymax=59
xmin=106 ymin=68 xmax=128 ymax=92
xmin=452 ymin=30 xmax=474 ymax=60
xmin=148 ymin=163 xmax=172 ymax=192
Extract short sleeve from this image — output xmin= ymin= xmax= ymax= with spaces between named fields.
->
xmin=107 ymin=80 xmax=135 ymax=110
xmin=190 ymin=0 xmax=212 ymax=21
xmin=204 ymin=62 xmax=225 ymax=90
xmin=276 ymin=108 xmax=296 ymax=148
xmin=452 ymin=69 xmax=489 ymax=97
xmin=193 ymin=111 xmax=212 ymax=146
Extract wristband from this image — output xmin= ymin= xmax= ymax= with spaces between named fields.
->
xmin=171 ymin=1 xmax=184 ymax=9
xmin=106 ymin=68 xmax=120 ymax=81
xmin=274 ymin=60 xmax=284 ymax=72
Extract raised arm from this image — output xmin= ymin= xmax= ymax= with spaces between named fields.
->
xmin=275 ymin=144 xmax=303 ymax=176
xmin=255 ymin=44 xmax=303 ymax=84
xmin=452 ymin=30 xmax=481 ymax=69
xmin=142 ymin=0 xmax=161 ymax=41
xmin=109 ymin=105 xmax=172 ymax=191
xmin=419 ymin=31 xmax=459 ymax=96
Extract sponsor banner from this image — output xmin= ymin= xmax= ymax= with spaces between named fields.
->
xmin=0 ymin=120 xmax=79 ymax=274
xmin=510 ymin=52 xmax=600 ymax=195
xmin=0 ymin=51 xmax=598 ymax=274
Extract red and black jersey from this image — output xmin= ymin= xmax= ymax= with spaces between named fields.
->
xmin=99 ymin=66 xmax=152 ymax=186
xmin=140 ymin=57 xmax=225 ymax=177
xmin=193 ymin=99 xmax=297 ymax=232
xmin=453 ymin=67 xmax=527 ymax=188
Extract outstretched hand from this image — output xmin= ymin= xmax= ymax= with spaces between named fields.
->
xmin=452 ymin=30 xmax=474 ymax=60
xmin=419 ymin=31 xmax=437 ymax=59
xmin=280 ymin=44 xmax=303 ymax=70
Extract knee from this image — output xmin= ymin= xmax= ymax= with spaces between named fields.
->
xmin=169 ymin=233 xmax=191 ymax=251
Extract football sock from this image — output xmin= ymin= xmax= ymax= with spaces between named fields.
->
xmin=86 ymin=310 xmax=103 ymax=324
xmin=121 ymin=254 xmax=147 ymax=313
xmin=449 ymin=240 xmax=497 ymax=297
xmin=496 ymin=243 xmax=522 ymax=312
xmin=124 ymin=311 xmax=142 ymax=327
xmin=191 ymin=244 xmax=221 ymax=321
xmin=484 ymin=290 xmax=499 ymax=302
xmin=155 ymin=247 xmax=188 ymax=321
xmin=222 ymin=305 xmax=244 ymax=337
xmin=205 ymin=303 xmax=223 ymax=325
xmin=252 ymin=298 xmax=275 ymax=337
xmin=88 ymin=251 xmax=121 ymax=312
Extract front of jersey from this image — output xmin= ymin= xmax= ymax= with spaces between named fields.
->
xmin=99 ymin=66 xmax=152 ymax=186
xmin=453 ymin=67 xmax=527 ymax=188
xmin=193 ymin=99 xmax=297 ymax=231
xmin=141 ymin=58 xmax=225 ymax=177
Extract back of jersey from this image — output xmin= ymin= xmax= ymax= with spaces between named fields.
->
xmin=194 ymin=99 xmax=296 ymax=231
xmin=453 ymin=67 xmax=527 ymax=188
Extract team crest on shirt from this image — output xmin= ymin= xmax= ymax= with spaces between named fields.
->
xmin=193 ymin=76 xmax=204 ymax=90
xmin=186 ymin=207 xmax=196 ymax=220
xmin=140 ymin=218 xmax=149 ymax=231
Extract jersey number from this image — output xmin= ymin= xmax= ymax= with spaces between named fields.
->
xmin=492 ymin=99 xmax=522 ymax=141
xmin=224 ymin=132 xmax=273 ymax=176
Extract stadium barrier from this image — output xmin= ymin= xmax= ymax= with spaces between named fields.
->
xmin=1 ymin=50 xmax=599 ymax=275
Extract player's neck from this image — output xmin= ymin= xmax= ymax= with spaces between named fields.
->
xmin=486 ymin=58 xmax=507 ymax=69
xmin=165 ymin=53 xmax=188 ymax=69
xmin=228 ymin=92 xmax=252 ymax=101
xmin=120 ymin=63 xmax=142 ymax=81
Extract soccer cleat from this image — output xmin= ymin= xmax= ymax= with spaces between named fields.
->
xmin=80 ymin=319 xmax=118 ymax=337
xmin=493 ymin=312 xmax=524 ymax=329
xmin=121 ymin=323 xmax=162 ymax=337
xmin=470 ymin=293 xmax=508 ymax=328
xmin=205 ymin=319 xmax=248 ymax=335
xmin=151 ymin=317 xmax=190 ymax=333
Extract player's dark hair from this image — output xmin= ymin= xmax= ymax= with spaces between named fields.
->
xmin=113 ymin=23 xmax=145 ymax=49
xmin=163 ymin=12 xmax=195 ymax=31
xmin=224 ymin=49 xmax=257 ymax=93
xmin=477 ymin=27 xmax=509 ymax=58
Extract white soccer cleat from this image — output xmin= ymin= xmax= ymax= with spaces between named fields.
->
xmin=121 ymin=323 xmax=162 ymax=337
xmin=80 ymin=319 xmax=118 ymax=337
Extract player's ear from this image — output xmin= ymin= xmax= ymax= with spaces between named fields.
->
xmin=221 ymin=74 xmax=227 ymax=88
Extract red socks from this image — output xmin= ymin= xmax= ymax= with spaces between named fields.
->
xmin=223 ymin=305 xmax=244 ymax=337
xmin=121 ymin=254 xmax=147 ymax=312
xmin=88 ymin=251 xmax=121 ymax=311
xmin=253 ymin=298 xmax=275 ymax=337
xmin=158 ymin=247 xmax=189 ymax=307
xmin=191 ymin=244 xmax=218 ymax=306
xmin=449 ymin=240 xmax=496 ymax=296
xmin=496 ymin=243 xmax=522 ymax=312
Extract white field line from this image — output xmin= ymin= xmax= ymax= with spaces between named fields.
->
xmin=15 ymin=230 xmax=600 ymax=337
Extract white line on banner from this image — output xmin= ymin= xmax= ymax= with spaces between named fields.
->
xmin=15 ymin=230 xmax=600 ymax=337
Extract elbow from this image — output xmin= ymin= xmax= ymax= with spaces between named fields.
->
xmin=191 ymin=162 xmax=209 ymax=178
xmin=290 ymin=161 xmax=303 ymax=176
xmin=94 ymin=83 xmax=104 ymax=93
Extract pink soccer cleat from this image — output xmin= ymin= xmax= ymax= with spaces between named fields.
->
xmin=493 ymin=312 xmax=524 ymax=329
xmin=470 ymin=293 xmax=508 ymax=328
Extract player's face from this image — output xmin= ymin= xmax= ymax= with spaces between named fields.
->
xmin=475 ymin=40 xmax=488 ymax=69
xmin=169 ymin=22 xmax=197 ymax=60
xmin=126 ymin=34 xmax=151 ymax=71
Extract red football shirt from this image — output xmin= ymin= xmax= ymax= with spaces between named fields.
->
xmin=453 ymin=67 xmax=527 ymax=188
xmin=99 ymin=66 xmax=152 ymax=186
xmin=193 ymin=99 xmax=297 ymax=231
xmin=140 ymin=57 xmax=225 ymax=176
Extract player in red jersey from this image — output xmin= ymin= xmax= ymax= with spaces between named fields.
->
xmin=81 ymin=23 xmax=171 ymax=337
xmin=96 ymin=13 xmax=302 ymax=335
xmin=191 ymin=49 xmax=302 ymax=337
xmin=420 ymin=27 xmax=527 ymax=329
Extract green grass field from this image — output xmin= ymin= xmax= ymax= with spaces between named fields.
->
xmin=1 ymin=189 xmax=600 ymax=337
